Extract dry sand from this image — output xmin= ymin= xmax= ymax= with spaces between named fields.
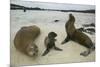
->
xmin=10 ymin=10 xmax=95 ymax=66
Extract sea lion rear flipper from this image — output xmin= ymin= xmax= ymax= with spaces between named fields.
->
xmin=80 ymin=47 xmax=94 ymax=57
xmin=42 ymin=49 xmax=50 ymax=56
xmin=54 ymin=46 xmax=62 ymax=51
xmin=61 ymin=36 xmax=70 ymax=44
xmin=80 ymin=50 xmax=90 ymax=57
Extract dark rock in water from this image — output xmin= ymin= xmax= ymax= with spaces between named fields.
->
xmin=82 ymin=23 xmax=95 ymax=35
xmin=84 ymin=28 xmax=95 ymax=35
xmin=85 ymin=28 xmax=95 ymax=32
xmin=77 ymin=27 xmax=95 ymax=35
xmin=83 ymin=23 xmax=95 ymax=27
xmin=90 ymin=23 xmax=95 ymax=27
xmin=77 ymin=27 xmax=85 ymax=32
xmin=85 ymin=30 xmax=94 ymax=35
xmin=24 ymin=9 xmax=26 ymax=12
xmin=54 ymin=20 xmax=59 ymax=22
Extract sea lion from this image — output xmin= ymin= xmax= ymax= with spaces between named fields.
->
xmin=14 ymin=25 xmax=40 ymax=57
xmin=61 ymin=14 xmax=95 ymax=56
xmin=42 ymin=32 xmax=62 ymax=56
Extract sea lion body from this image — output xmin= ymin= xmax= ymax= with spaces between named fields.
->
xmin=71 ymin=30 xmax=93 ymax=48
xmin=42 ymin=32 xmax=62 ymax=56
xmin=14 ymin=25 xmax=40 ymax=57
xmin=44 ymin=36 xmax=56 ymax=49
xmin=65 ymin=15 xmax=76 ymax=37
xmin=62 ymin=14 xmax=95 ymax=56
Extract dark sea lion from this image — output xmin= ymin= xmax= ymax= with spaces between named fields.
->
xmin=14 ymin=25 xmax=40 ymax=57
xmin=42 ymin=32 xmax=62 ymax=56
xmin=61 ymin=14 xmax=95 ymax=56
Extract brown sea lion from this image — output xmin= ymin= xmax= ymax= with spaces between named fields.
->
xmin=14 ymin=25 xmax=40 ymax=57
xmin=61 ymin=14 xmax=95 ymax=56
xmin=42 ymin=32 xmax=62 ymax=56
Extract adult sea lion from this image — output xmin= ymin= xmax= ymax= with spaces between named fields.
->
xmin=42 ymin=32 xmax=62 ymax=56
xmin=61 ymin=14 xmax=95 ymax=56
xmin=14 ymin=25 xmax=40 ymax=57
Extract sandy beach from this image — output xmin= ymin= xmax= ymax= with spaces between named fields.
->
xmin=10 ymin=10 xmax=95 ymax=66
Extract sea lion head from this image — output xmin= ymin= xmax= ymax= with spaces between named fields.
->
xmin=48 ymin=32 xmax=57 ymax=38
xmin=69 ymin=13 xmax=75 ymax=22
xmin=26 ymin=42 xmax=38 ymax=57
xmin=69 ymin=13 xmax=73 ymax=17
xmin=69 ymin=13 xmax=74 ymax=19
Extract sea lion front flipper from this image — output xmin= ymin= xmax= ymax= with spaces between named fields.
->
xmin=42 ymin=49 xmax=50 ymax=56
xmin=61 ymin=36 xmax=70 ymax=44
xmin=54 ymin=46 xmax=63 ymax=51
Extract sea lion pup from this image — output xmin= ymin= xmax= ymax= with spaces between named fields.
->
xmin=14 ymin=25 xmax=40 ymax=57
xmin=61 ymin=14 xmax=95 ymax=56
xmin=42 ymin=32 xmax=62 ymax=56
